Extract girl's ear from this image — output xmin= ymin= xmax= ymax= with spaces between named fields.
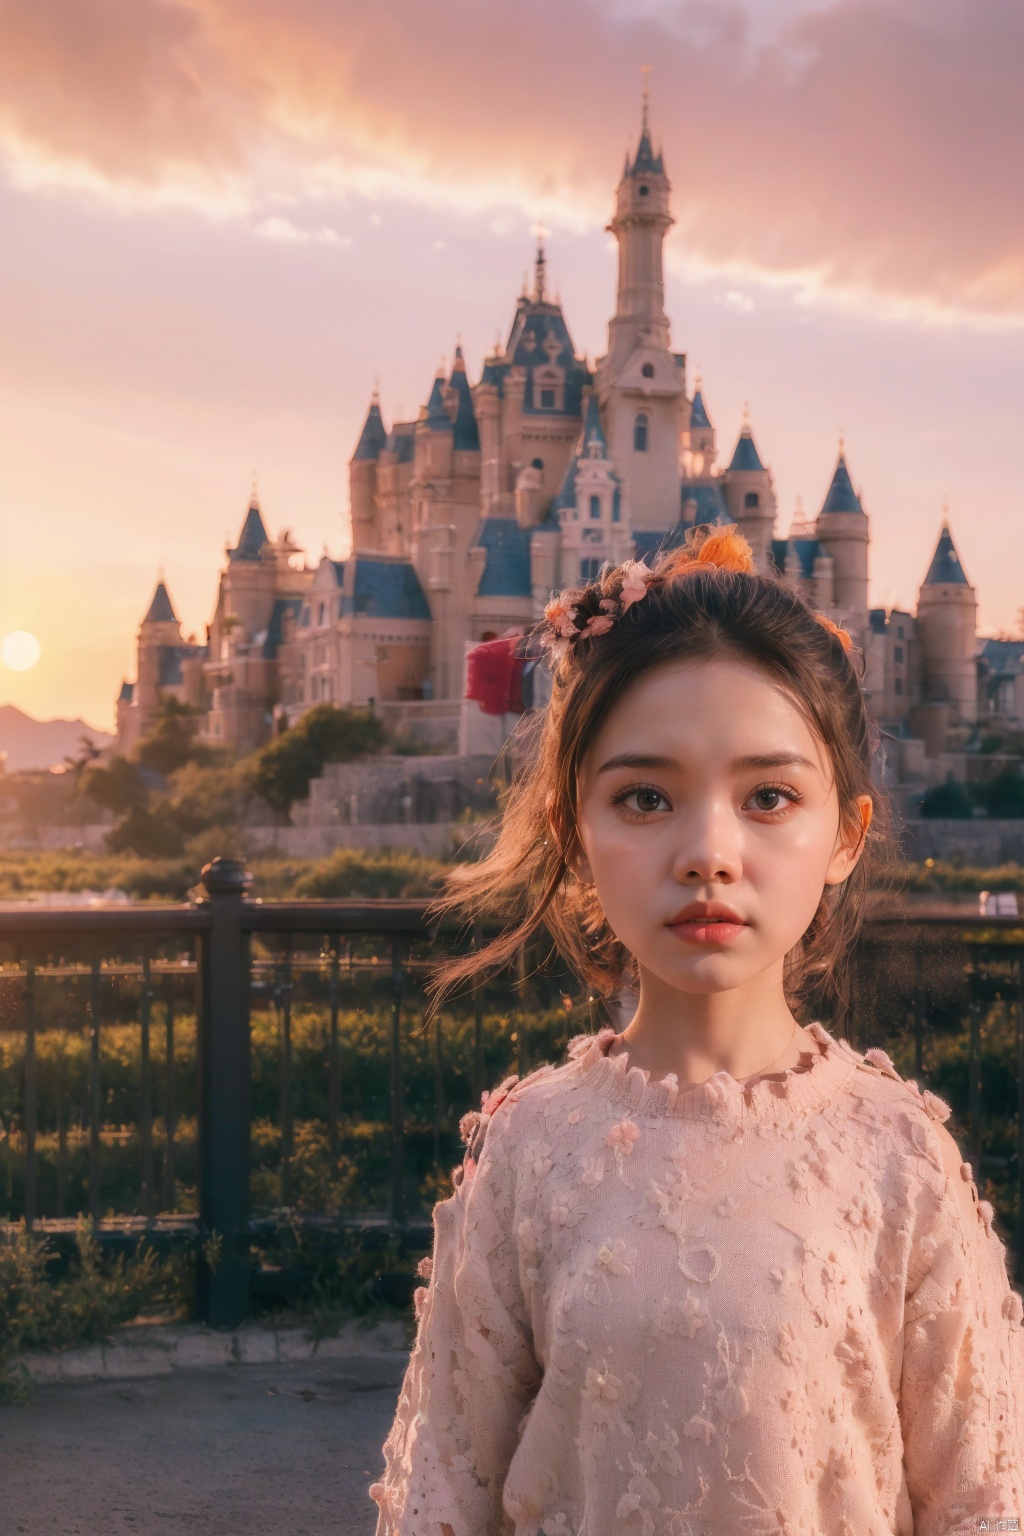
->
xmin=824 ymin=794 xmax=872 ymax=887
xmin=546 ymin=789 xmax=593 ymax=884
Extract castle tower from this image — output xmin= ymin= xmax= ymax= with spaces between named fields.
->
xmin=721 ymin=420 xmax=776 ymax=569
xmin=685 ymin=386 xmax=716 ymax=476
xmin=916 ymin=520 xmax=977 ymax=723
xmin=349 ymin=393 xmax=388 ymax=552
xmin=595 ymin=80 xmax=686 ymax=533
xmin=134 ymin=580 xmax=185 ymax=717
xmin=814 ymin=448 xmax=869 ymax=627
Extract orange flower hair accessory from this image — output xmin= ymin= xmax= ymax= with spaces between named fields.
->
xmin=669 ymin=525 xmax=755 ymax=576
xmin=815 ymin=613 xmax=853 ymax=652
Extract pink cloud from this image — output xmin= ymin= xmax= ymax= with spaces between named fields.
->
xmin=0 ymin=0 xmax=1021 ymax=318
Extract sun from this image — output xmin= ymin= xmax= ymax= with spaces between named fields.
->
xmin=1 ymin=631 xmax=42 ymax=672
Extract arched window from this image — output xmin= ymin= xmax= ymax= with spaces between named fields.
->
xmin=531 ymin=457 xmax=544 ymax=470
xmin=634 ymin=413 xmax=648 ymax=452
xmin=743 ymin=491 xmax=759 ymax=508
xmin=641 ymin=362 xmax=654 ymax=378
xmin=638 ymin=185 xmax=649 ymax=197
xmin=589 ymin=495 xmax=601 ymax=520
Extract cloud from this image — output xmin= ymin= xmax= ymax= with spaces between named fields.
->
xmin=254 ymin=214 xmax=351 ymax=245
xmin=0 ymin=0 xmax=1022 ymax=322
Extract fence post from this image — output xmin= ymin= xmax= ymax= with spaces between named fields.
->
xmin=197 ymin=857 xmax=252 ymax=1329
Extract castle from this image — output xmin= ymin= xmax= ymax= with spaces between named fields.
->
xmin=116 ymin=95 xmax=1012 ymax=800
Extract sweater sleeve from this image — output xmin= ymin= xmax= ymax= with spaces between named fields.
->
xmin=898 ymin=1119 xmax=1024 ymax=1536
xmin=370 ymin=1094 xmax=542 ymax=1536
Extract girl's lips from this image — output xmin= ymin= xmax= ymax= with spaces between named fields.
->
xmin=667 ymin=918 xmax=747 ymax=945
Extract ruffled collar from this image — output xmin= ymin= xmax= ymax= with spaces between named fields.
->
xmin=566 ymin=1019 xmax=861 ymax=1126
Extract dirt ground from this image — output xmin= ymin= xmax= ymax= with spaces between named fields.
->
xmin=0 ymin=1353 xmax=407 ymax=1535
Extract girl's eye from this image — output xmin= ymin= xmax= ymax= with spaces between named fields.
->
xmin=613 ymin=784 xmax=671 ymax=817
xmin=746 ymin=784 xmax=801 ymax=817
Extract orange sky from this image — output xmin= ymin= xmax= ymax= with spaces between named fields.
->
xmin=0 ymin=0 xmax=1021 ymax=731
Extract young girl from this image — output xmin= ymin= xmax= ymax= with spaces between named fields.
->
xmin=370 ymin=526 xmax=1024 ymax=1536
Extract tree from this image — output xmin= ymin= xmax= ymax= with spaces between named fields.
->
xmin=135 ymin=697 xmax=215 ymax=776
xmin=976 ymin=767 xmax=1024 ymax=819
xmin=105 ymin=804 xmax=185 ymax=858
xmin=919 ymin=781 xmax=975 ymax=819
xmin=82 ymin=756 xmax=149 ymax=814
xmin=251 ymin=705 xmax=385 ymax=814
xmin=63 ymin=734 xmax=103 ymax=788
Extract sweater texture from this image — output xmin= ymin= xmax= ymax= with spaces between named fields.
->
xmin=370 ymin=1020 xmax=1024 ymax=1535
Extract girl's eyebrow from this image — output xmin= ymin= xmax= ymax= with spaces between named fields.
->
xmin=596 ymin=751 xmax=816 ymax=775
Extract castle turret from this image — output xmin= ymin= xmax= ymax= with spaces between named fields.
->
xmin=916 ymin=519 xmax=977 ymax=724
xmin=721 ymin=421 xmax=776 ymax=569
xmin=349 ymin=393 xmax=387 ymax=552
xmin=595 ymin=81 xmax=685 ymax=534
xmin=814 ymin=449 xmax=869 ymax=626
xmin=685 ymin=387 xmax=716 ymax=476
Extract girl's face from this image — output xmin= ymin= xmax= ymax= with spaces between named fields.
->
xmin=572 ymin=655 xmax=870 ymax=998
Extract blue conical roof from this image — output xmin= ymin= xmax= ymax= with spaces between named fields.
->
xmin=143 ymin=581 xmax=177 ymax=625
xmin=923 ymin=523 xmax=970 ymax=587
xmin=627 ymin=129 xmax=665 ymax=178
xmin=448 ymin=348 xmax=480 ymax=451
xmin=230 ymin=502 xmax=270 ymax=562
xmin=690 ymin=390 xmax=712 ymax=431
xmin=820 ymin=455 xmax=864 ymax=516
xmin=728 ymin=428 xmax=764 ymax=473
xmin=579 ymin=393 xmax=608 ymax=456
xmin=424 ymin=373 xmax=454 ymax=432
xmin=352 ymin=399 xmax=388 ymax=461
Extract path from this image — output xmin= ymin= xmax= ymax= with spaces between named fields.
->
xmin=0 ymin=1353 xmax=406 ymax=1535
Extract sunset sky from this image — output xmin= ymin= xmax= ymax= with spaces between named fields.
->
xmin=0 ymin=0 xmax=1021 ymax=733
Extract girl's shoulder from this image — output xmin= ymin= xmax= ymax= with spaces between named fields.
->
xmin=830 ymin=1034 xmax=965 ymax=1189
xmin=457 ymin=1043 xmax=591 ymax=1170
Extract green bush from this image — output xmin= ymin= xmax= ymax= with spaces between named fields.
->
xmin=976 ymin=766 xmax=1024 ymax=818
xmin=251 ymin=706 xmax=385 ymax=814
xmin=106 ymin=805 xmax=185 ymax=859
xmin=919 ymin=781 xmax=975 ymax=818
xmin=291 ymin=849 xmax=447 ymax=899
xmin=0 ymin=1222 xmax=188 ymax=1401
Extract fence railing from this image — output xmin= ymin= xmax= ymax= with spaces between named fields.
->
xmin=1 ymin=863 xmax=1022 ymax=1327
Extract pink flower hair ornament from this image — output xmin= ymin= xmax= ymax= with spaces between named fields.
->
xmin=538 ymin=559 xmax=655 ymax=661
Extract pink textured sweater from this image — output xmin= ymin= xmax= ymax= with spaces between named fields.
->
xmin=370 ymin=1020 xmax=1024 ymax=1535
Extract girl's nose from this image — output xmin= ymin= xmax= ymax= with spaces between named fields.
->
xmin=671 ymin=801 xmax=742 ymax=885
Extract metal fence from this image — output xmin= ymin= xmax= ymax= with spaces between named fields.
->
xmin=1 ymin=861 xmax=1022 ymax=1327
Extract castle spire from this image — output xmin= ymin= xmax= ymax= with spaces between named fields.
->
xmin=641 ymin=63 xmax=651 ymax=135
xmin=531 ymin=222 xmax=548 ymax=303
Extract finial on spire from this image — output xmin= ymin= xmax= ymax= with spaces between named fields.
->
xmin=694 ymin=366 xmax=702 ymax=392
xmin=641 ymin=63 xmax=651 ymax=133
xmin=941 ymin=493 xmax=950 ymax=526
xmin=742 ymin=400 xmax=751 ymax=431
xmin=531 ymin=221 xmax=548 ymax=303
xmin=371 ymin=373 xmax=380 ymax=404
xmin=250 ymin=470 xmax=259 ymax=508
xmin=838 ymin=429 xmax=845 ymax=457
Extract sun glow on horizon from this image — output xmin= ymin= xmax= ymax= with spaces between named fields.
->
xmin=2 ymin=631 xmax=42 ymax=672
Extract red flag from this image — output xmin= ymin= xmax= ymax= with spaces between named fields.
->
xmin=465 ymin=637 xmax=523 ymax=716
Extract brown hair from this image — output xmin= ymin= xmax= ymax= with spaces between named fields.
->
xmin=427 ymin=524 xmax=890 ymax=1018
